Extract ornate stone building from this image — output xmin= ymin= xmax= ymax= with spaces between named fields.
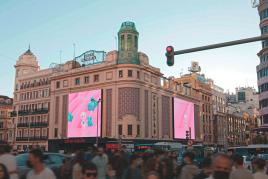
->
xmin=0 ymin=96 xmax=13 ymax=144
xmin=12 ymin=22 xmax=198 ymax=151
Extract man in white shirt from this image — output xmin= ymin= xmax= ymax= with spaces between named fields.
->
xmin=0 ymin=144 xmax=18 ymax=179
xmin=26 ymin=148 xmax=56 ymax=179
xmin=252 ymin=158 xmax=268 ymax=179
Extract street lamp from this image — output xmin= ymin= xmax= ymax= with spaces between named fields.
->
xmin=96 ymin=98 xmax=102 ymax=147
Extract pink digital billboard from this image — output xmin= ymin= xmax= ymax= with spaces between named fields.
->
xmin=68 ymin=90 xmax=102 ymax=138
xmin=174 ymin=98 xmax=195 ymax=139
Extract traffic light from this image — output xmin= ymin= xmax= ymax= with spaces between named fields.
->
xmin=186 ymin=130 xmax=190 ymax=140
xmin=166 ymin=46 xmax=174 ymax=66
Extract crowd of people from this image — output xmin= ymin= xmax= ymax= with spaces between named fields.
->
xmin=0 ymin=144 xmax=268 ymax=179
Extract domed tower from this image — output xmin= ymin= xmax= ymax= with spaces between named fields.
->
xmin=117 ymin=21 xmax=140 ymax=64
xmin=15 ymin=47 xmax=39 ymax=77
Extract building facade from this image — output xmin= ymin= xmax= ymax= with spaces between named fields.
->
xmin=12 ymin=22 xmax=198 ymax=151
xmin=0 ymin=96 xmax=13 ymax=144
xmin=209 ymin=80 xmax=227 ymax=148
xmin=257 ymin=0 xmax=268 ymax=127
xmin=226 ymin=111 xmax=247 ymax=146
xmin=12 ymin=49 xmax=51 ymax=151
xmin=175 ymin=69 xmax=213 ymax=145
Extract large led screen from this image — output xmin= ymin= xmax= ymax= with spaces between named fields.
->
xmin=68 ymin=90 xmax=102 ymax=138
xmin=174 ymin=98 xmax=195 ymax=139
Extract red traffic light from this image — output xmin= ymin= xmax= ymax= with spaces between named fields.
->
xmin=166 ymin=46 xmax=174 ymax=66
xmin=166 ymin=46 xmax=174 ymax=53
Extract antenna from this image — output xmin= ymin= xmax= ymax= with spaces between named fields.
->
xmin=59 ymin=50 xmax=62 ymax=64
xmin=73 ymin=43 xmax=76 ymax=59
xmin=251 ymin=0 xmax=259 ymax=8
xmin=114 ymin=36 xmax=117 ymax=50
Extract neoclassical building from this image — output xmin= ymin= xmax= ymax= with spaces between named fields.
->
xmin=12 ymin=22 xmax=198 ymax=151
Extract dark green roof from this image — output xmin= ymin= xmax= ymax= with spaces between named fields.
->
xmin=119 ymin=21 xmax=138 ymax=34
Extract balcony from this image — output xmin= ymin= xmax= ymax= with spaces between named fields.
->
xmin=10 ymin=111 xmax=17 ymax=117
xmin=16 ymin=136 xmax=48 ymax=141
xmin=18 ymin=108 xmax=49 ymax=116
xmin=29 ymin=136 xmax=48 ymax=141
xmin=17 ymin=123 xmax=29 ymax=128
xmin=16 ymin=137 xmax=29 ymax=141
xmin=30 ymin=122 xmax=48 ymax=128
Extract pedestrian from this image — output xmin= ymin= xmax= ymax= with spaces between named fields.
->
xmin=112 ymin=151 xmax=128 ymax=179
xmin=72 ymin=150 xmax=85 ymax=179
xmin=206 ymin=153 xmax=232 ymax=179
xmin=122 ymin=154 xmax=143 ymax=179
xmin=26 ymin=148 xmax=56 ymax=179
xmin=60 ymin=157 xmax=73 ymax=179
xmin=193 ymin=157 xmax=212 ymax=179
xmin=158 ymin=158 xmax=173 ymax=179
xmin=178 ymin=152 xmax=199 ymax=179
xmin=0 ymin=163 xmax=10 ymax=179
xmin=81 ymin=162 xmax=98 ymax=179
xmin=92 ymin=147 xmax=108 ymax=179
xmin=229 ymin=154 xmax=253 ymax=179
xmin=144 ymin=158 xmax=159 ymax=179
xmin=252 ymin=158 xmax=268 ymax=179
xmin=0 ymin=144 xmax=18 ymax=179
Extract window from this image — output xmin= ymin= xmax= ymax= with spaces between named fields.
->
xmin=137 ymin=71 xmax=140 ymax=79
xmin=54 ymin=128 xmax=58 ymax=138
xmin=75 ymin=78 xmax=80 ymax=85
xmin=119 ymin=70 xmax=123 ymax=78
xmin=260 ymin=9 xmax=268 ymax=20
xmin=56 ymin=81 xmax=60 ymax=89
xmin=63 ymin=80 xmax=68 ymax=87
xmin=84 ymin=76 xmax=89 ymax=84
xmin=128 ymin=125 xmax=132 ymax=135
xmin=118 ymin=125 xmax=122 ymax=135
xmin=128 ymin=70 xmax=133 ymax=77
xmin=120 ymin=35 xmax=125 ymax=50
xmin=127 ymin=34 xmax=132 ymax=51
xmin=94 ymin=75 xmax=99 ymax=82
xmin=137 ymin=125 xmax=140 ymax=136
xmin=135 ymin=36 xmax=138 ymax=48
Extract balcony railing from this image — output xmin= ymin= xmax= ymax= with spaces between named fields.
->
xmin=30 ymin=122 xmax=48 ymax=128
xmin=29 ymin=136 xmax=48 ymax=141
xmin=16 ymin=136 xmax=48 ymax=141
xmin=10 ymin=111 xmax=17 ymax=117
xmin=16 ymin=137 xmax=28 ymax=141
xmin=18 ymin=108 xmax=49 ymax=116
xmin=17 ymin=123 xmax=29 ymax=128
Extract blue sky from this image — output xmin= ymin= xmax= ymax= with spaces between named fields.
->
xmin=0 ymin=0 xmax=261 ymax=97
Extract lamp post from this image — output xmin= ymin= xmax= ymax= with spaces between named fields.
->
xmin=96 ymin=98 xmax=102 ymax=148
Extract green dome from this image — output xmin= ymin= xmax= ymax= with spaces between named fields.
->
xmin=118 ymin=21 xmax=138 ymax=34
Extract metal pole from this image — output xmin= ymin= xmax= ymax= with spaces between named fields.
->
xmin=96 ymin=99 xmax=101 ymax=147
xmin=174 ymin=35 xmax=268 ymax=55
xmin=96 ymin=101 xmax=99 ymax=148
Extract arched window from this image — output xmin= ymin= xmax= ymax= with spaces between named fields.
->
xmin=135 ymin=36 xmax=138 ymax=49
xmin=127 ymin=34 xmax=132 ymax=51
xmin=120 ymin=35 xmax=125 ymax=50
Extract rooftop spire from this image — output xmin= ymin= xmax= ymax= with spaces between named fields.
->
xmin=24 ymin=44 xmax=33 ymax=55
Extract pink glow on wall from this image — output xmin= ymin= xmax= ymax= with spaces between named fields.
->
xmin=174 ymin=98 xmax=195 ymax=139
xmin=68 ymin=90 xmax=102 ymax=138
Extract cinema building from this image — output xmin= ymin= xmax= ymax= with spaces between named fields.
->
xmin=12 ymin=22 xmax=199 ymax=151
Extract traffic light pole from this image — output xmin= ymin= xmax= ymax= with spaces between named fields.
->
xmin=173 ymin=35 xmax=268 ymax=56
